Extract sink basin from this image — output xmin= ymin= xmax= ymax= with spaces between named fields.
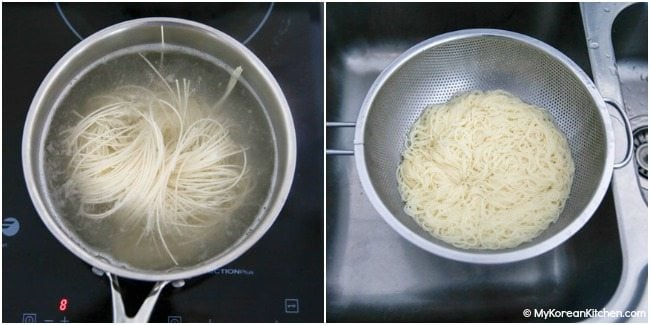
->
xmin=326 ymin=3 xmax=644 ymax=322
xmin=613 ymin=3 xmax=648 ymax=202
xmin=613 ymin=3 xmax=648 ymax=120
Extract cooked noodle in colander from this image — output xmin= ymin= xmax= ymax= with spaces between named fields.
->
xmin=396 ymin=90 xmax=575 ymax=249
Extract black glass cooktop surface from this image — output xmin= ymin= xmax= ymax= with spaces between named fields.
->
xmin=3 ymin=2 xmax=323 ymax=322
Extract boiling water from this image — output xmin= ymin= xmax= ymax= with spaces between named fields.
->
xmin=44 ymin=45 xmax=277 ymax=271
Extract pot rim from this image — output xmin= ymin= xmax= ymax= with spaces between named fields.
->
xmin=22 ymin=17 xmax=296 ymax=281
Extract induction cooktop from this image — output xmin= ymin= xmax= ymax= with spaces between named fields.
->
xmin=3 ymin=3 xmax=323 ymax=322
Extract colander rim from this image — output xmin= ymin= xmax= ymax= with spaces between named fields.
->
xmin=353 ymin=28 xmax=615 ymax=264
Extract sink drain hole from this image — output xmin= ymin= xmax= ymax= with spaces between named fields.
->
xmin=633 ymin=126 xmax=647 ymax=179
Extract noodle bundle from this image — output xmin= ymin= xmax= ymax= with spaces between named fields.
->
xmin=61 ymin=54 xmax=248 ymax=264
xmin=397 ymin=90 xmax=575 ymax=250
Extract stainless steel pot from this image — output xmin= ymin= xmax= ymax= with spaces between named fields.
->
xmin=22 ymin=17 xmax=296 ymax=322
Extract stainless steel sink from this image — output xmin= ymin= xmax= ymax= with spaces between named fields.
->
xmin=613 ymin=3 xmax=648 ymax=202
xmin=581 ymin=2 xmax=648 ymax=322
xmin=326 ymin=3 xmax=647 ymax=322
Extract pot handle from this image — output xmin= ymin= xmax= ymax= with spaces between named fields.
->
xmin=107 ymin=273 xmax=170 ymax=323
xmin=326 ymin=122 xmax=355 ymax=155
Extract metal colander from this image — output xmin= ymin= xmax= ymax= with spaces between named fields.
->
xmin=354 ymin=29 xmax=615 ymax=263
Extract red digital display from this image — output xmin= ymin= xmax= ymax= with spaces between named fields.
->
xmin=59 ymin=298 xmax=68 ymax=312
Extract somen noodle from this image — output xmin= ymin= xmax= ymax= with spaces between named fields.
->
xmin=61 ymin=53 xmax=249 ymax=265
xmin=396 ymin=90 xmax=575 ymax=250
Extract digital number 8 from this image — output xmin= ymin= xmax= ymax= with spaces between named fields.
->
xmin=59 ymin=298 xmax=68 ymax=312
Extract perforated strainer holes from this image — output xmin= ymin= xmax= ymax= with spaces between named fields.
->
xmin=360 ymin=33 xmax=610 ymax=236
xmin=633 ymin=127 xmax=648 ymax=179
